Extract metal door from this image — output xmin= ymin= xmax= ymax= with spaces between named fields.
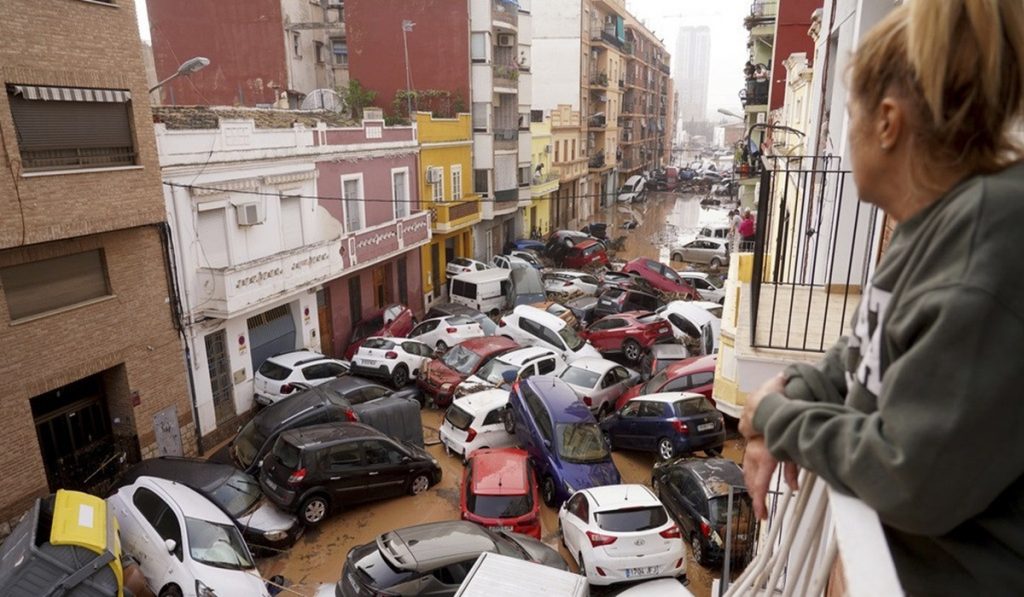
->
xmin=246 ymin=304 xmax=296 ymax=372
xmin=153 ymin=405 xmax=183 ymax=456
xmin=317 ymin=288 xmax=334 ymax=356
xmin=205 ymin=330 xmax=236 ymax=425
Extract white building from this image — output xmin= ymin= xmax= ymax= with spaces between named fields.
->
xmin=674 ymin=25 xmax=711 ymax=124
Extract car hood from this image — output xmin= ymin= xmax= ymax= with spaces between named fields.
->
xmin=571 ymin=343 xmax=602 ymax=360
xmin=425 ymin=361 xmax=465 ymax=385
xmin=194 ymin=562 xmax=271 ymax=597
xmin=236 ymin=498 xmax=300 ymax=534
xmin=504 ymin=533 xmax=570 ymax=570
xmin=560 ymin=459 xmax=621 ymax=492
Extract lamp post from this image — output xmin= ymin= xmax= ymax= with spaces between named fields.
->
xmin=149 ymin=57 xmax=210 ymax=94
xmin=402 ymin=20 xmax=415 ymax=118
xmin=717 ymin=108 xmax=745 ymax=120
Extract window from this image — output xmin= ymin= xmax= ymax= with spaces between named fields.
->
xmin=7 ymin=85 xmax=136 ymax=171
xmin=472 ymin=103 xmax=488 ymax=131
xmin=531 ymin=109 xmax=543 ymax=123
xmin=536 ymin=358 xmax=556 ymax=375
xmin=331 ymin=39 xmax=348 ymax=66
xmin=690 ymin=372 xmax=714 ymax=386
xmin=664 ymin=375 xmax=692 ymax=392
xmin=518 ymin=166 xmax=531 ymax=187
xmin=341 ymin=175 xmax=364 ymax=232
xmin=392 ymin=168 xmax=409 ymax=218
xmin=554 ymin=142 xmax=560 ymax=163
xmin=473 ymin=169 xmax=488 ymax=195
xmin=293 ymin=32 xmax=302 ymax=57
xmin=1 ymin=250 xmax=110 ymax=321
xmin=327 ymin=443 xmax=362 ymax=469
xmin=483 ymin=408 xmax=504 ymax=426
xmin=315 ymin=41 xmax=325 ymax=63
xmin=571 ymin=139 xmax=576 ymax=160
xmin=451 ymin=165 xmax=463 ymax=201
xmin=430 ymin=167 xmax=444 ymax=202
xmin=302 ymin=363 xmax=346 ymax=380
xmin=640 ymin=401 xmax=665 ymax=418
xmin=471 ymin=32 xmax=487 ymax=62
xmin=132 ymin=487 xmax=182 ymax=560
xmin=364 ymin=441 xmax=404 ymax=465
xmin=621 ymin=402 xmax=642 ymax=418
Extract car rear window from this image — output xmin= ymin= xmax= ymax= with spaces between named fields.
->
xmin=595 ymin=506 xmax=669 ymax=532
xmin=583 ymin=244 xmax=602 ymax=256
xmin=257 ymin=360 xmax=292 ymax=381
xmin=272 ymin=437 xmax=302 ymax=469
xmin=467 ymin=491 xmax=533 ymax=518
xmin=445 ymin=404 xmax=474 ymax=431
xmin=448 ymin=315 xmax=474 ymax=326
xmin=673 ymin=397 xmax=716 ymax=417
xmin=452 ymin=280 xmax=478 ymax=300
xmin=451 ymin=258 xmax=473 ymax=267
xmin=362 ymin=338 xmax=395 ymax=350
xmin=559 ymin=366 xmax=600 ymax=389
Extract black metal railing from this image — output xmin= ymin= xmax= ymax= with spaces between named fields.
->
xmin=743 ymin=79 xmax=769 ymax=107
xmin=749 ymin=155 xmax=879 ymax=352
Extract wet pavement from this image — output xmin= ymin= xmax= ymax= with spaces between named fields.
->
xmin=258 ymin=191 xmax=747 ymax=596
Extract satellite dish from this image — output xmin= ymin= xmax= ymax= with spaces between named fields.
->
xmin=300 ymin=89 xmax=346 ymax=113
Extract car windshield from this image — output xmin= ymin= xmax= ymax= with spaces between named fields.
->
xmin=353 ymin=316 xmax=384 ymax=340
xmin=556 ymin=423 xmax=609 ymax=463
xmin=444 ymin=404 xmax=474 ymax=431
xmin=468 ymin=491 xmax=533 ymax=518
xmin=559 ymin=366 xmax=600 ymax=389
xmin=644 ymin=369 xmax=670 ymax=394
xmin=594 ymin=506 xmax=669 ymax=532
xmin=185 ymin=517 xmax=254 ymax=570
xmin=442 ymin=345 xmax=484 ymax=376
xmin=474 ymin=358 xmax=519 ymax=385
xmin=208 ymin=471 xmax=263 ymax=518
xmin=673 ymin=397 xmax=716 ymax=416
xmin=257 ymin=360 xmax=291 ymax=381
xmin=233 ymin=419 xmax=263 ymax=468
xmin=558 ymin=327 xmax=585 ymax=351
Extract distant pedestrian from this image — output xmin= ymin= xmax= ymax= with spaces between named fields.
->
xmin=738 ymin=210 xmax=756 ymax=246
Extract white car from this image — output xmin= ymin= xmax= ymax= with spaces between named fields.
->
xmin=510 ymin=250 xmax=544 ymax=269
xmin=543 ymin=270 xmax=601 ymax=297
xmin=616 ymin=578 xmax=696 ymax=596
xmin=658 ymin=301 xmax=721 ymax=355
xmin=408 ymin=315 xmax=485 ymax=352
xmin=557 ymin=358 xmax=639 ymax=416
xmin=670 ymin=238 xmax=730 ymax=268
xmin=109 ymin=476 xmax=272 ymax=597
xmin=456 ymin=346 xmax=567 ymax=397
xmin=253 ymin=350 xmax=349 ymax=406
xmin=446 ymin=257 xmax=491 ymax=277
xmin=677 ymin=272 xmax=725 ymax=304
xmin=692 ymin=300 xmax=723 ymax=318
xmin=438 ymin=389 xmax=516 ymax=461
xmin=492 ymin=254 xmax=534 ymax=270
xmin=349 ymin=336 xmax=435 ymax=387
xmin=559 ymin=484 xmax=686 ymax=587
xmin=498 ymin=305 xmax=601 ymax=363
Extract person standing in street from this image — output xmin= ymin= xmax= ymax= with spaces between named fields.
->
xmin=739 ymin=1 xmax=1024 ymax=595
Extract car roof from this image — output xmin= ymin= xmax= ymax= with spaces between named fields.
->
xmin=451 ymin=268 xmax=512 ymax=283
xmin=497 ymin=346 xmax=558 ymax=366
xmin=524 ymin=376 xmax=592 ymax=423
xmin=582 ymin=484 xmax=660 ymax=511
xmin=693 ymin=236 xmax=728 ymax=246
xmin=470 ymin=449 xmax=531 ymax=495
xmin=380 ymin=521 xmax=497 ymax=570
xmin=460 ymin=335 xmax=519 ymax=355
xmin=266 ymin=350 xmax=326 ymax=368
xmin=120 ymin=457 xmax=240 ymax=494
xmin=564 ymin=357 xmax=619 ymax=374
xmin=664 ymin=354 xmax=717 ymax=377
xmin=132 ymin=476 xmax=233 ymax=524
xmin=280 ymin=421 xmax=383 ymax=447
xmin=678 ymin=271 xmax=709 ymax=280
xmin=511 ymin=305 xmax=567 ymax=330
xmin=649 ymin=344 xmax=690 ymax=358
xmin=664 ymin=301 xmax=715 ymax=326
xmin=453 ymin=389 xmax=510 ymax=413
xmin=573 ymin=239 xmax=601 ymax=250
xmin=546 ymin=270 xmax=590 ymax=278
xmin=674 ymin=458 xmax=747 ymax=498
xmin=428 ymin=302 xmax=486 ymax=319
xmin=629 ymin=391 xmax=707 ymax=405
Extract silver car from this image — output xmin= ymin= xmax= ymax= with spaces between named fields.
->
xmin=543 ymin=270 xmax=601 ymax=297
xmin=558 ymin=357 xmax=640 ymax=417
xmin=671 ymin=237 xmax=730 ymax=268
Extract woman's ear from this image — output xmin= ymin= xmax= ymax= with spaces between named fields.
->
xmin=876 ymin=97 xmax=904 ymax=151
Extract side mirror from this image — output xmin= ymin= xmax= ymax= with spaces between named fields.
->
xmin=500 ymin=370 xmax=518 ymax=384
xmin=543 ymin=438 xmax=552 ymax=449
xmin=164 ymin=538 xmax=177 ymax=554
xmin=401 ymin=455 xmax=412 ymax=464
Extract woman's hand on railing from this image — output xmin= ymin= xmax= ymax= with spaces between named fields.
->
xmin=741 ymin=373 xmax=800 ymax=519
xmin=739 ymin=373 xmax=785 ymax=437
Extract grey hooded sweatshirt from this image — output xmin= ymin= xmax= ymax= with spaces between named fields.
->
xmin=753 ymin=161 xmax=1024 ymax=596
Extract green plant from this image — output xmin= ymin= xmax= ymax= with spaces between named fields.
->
xmin=339 ymin=79 xmax=377 ymax=119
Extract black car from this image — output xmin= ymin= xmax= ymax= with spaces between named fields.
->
xmin=259 ymin=422 xmax=441 ymax=525
xmin=593 ymin=287 xmax=663 ymax=319
xmin=231 ymin=376 xmax=423 ymax=474
xmin=426 ymin=302 xmax=498 ymax=336
xmin=652 ymin=457 xmax=756 ymax=567
xmin=339 ymin=520 xmax=568 ymax=596
xmin=113 ymin=457 xmax=303 ymax=553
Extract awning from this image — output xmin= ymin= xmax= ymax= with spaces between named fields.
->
xmin=8 ymin=84 xmax=131 ymax=103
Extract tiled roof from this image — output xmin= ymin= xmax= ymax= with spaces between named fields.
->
xmin=152 ymin=105 xmax=356 ymax=130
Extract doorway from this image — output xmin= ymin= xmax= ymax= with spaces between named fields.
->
xmin=204 ymin=330 xmax=236 ymax=426
xmin=431 ymin=243 xmax=442 ymax=299
xmin=316 ymin=288 xmax=334 ymax=355
xmin=372 ymin=264 xmax=393 ymax=308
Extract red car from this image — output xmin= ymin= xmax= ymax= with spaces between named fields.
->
xmin=460 ymin=448 xmax=541 ymax=539
xmin=563 ymin=239 xmax=610 ymax=269
xmin=579 ymin=311 xmax=674 ymax=363
xmin=620 ymin=257 xmax=698 ymax=299
xmin=417 ymin=336 xmax=518 ymax=407
xmin=344 ymin=304 xmax=417 ymax=360
xmin=615 ymin=354 xmax=717 ymax=410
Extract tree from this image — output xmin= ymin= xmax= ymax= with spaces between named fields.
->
xmin=340 ymin=79 xmax=377 ymax=120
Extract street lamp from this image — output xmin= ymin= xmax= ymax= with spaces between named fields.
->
xmin=149 ymin=56 xmax=210 ymax=94
xmin=718 ymin=108 xmax=744 ymax=120
xmin=402 ymin=20 xmax=415 ymax=118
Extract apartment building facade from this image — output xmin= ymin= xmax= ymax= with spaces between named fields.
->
xmin=620 ymin=15 xmax=673 ymax=185
xmin=0 ymin=0 xmax=194 ymax=523
xmin=147 ymin=0 xmax=349 ymax=107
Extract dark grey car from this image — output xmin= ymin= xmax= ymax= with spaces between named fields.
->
xmin=338 ymin=520 xmax=568 ymax=596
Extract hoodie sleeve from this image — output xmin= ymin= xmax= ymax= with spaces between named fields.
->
xmin=778 ymin=336 xmax=849 ymax=405
xmin=751 ymin=287 xmax=1024 ymax=536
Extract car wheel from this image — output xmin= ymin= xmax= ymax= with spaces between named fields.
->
xmin=657 ymin=437 xmax=676 ymax=461
xmin=503 ymin=407 xmax=516 ymax=434
xmin=409 ymin=474 xmax=431 ymax=495
xmin=435 ymin=340 xmax=448 ymax=353
xmin=391 ymin=364 xmax=409 ymax=388
xmin=622 ymin=339 xmax=643 ymax=363
xmin=672 ymin=252 xmax=683 ymax=262
xmin=711 ymin=258 xmax=723 ymax=268
xmin=691 ymin=533 xmax=708 ymax=566
xmin=160 ymin=585 xmax=183 ymax=597
xmin=300 ymin=494 xmax=330 ymax=526
xmin=541 ymin=476 xmax=557 ymax=507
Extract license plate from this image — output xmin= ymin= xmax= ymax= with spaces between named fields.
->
xmin=698 ymin=423 xmax=715 ymax=431
xmin=659 ymin=327 xmax=670 ymax=334
xmin=265 ymin=478 xmax=278 ymax=490
xmin=357 ymin=358 xmax=374 ymax=366
xmin=498 ymin=525 xmax=514 ymax=532
xmin=625 ymin=566 xmax=659 ymax=578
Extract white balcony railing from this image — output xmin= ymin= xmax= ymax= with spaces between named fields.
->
xmin=719 ymin=471 xmax=903 ymax=597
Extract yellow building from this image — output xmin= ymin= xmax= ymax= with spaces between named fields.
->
xmin=415 ymin=112 xmax=481 ymax=305
xmin=526 ymin=118 xmax=559 ymax=236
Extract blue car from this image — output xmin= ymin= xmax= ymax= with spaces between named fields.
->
xmin=513 ymin=238 xmax=546 ymax=252
xmin=600 ymin=392 xmax=725 ymax=461
xmin=503 ymin=375 xmax=621 ymax=506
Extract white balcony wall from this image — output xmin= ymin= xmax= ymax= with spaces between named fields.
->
xmin=518 ymin=132 xmax=532 ymax=162
xmin=470 ymin=0 xmax=491 ymax=32
xmin=518 ymin=72 xmax=533 ymax=110
xmin=531 ymin=1 xmax=582 ymax=111
xmin=472 ymin=64 xmax=494 ymax=103
xmin=474 ymin=133 xmax=495 ymax=169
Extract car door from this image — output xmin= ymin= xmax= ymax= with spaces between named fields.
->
xmin=681 ymin=241 xmax=701 ymax=262
xmin=634 ymin=400 xmax=668 ymax=451
xmin=400 ymin=340 xmax=434 ymax=374
xmin=677 ymin=472 xmax=705 ymax=537
xmin=538 ymin=325 xmax=570 ymax=359
xmin=361 ymin=439 xmax=412 ymax=498
xmin=560 ymin=493 xmax=590 ymax=558
xmin=579 ymin=274 xmax=600 ymax=295
xmin=322 ymin=441 xmax=368 ymax=504
xmin=127 ymin=486 xmax=186 ymax=589
xmin=479 ymin=406 xmax=513 ymax=448
xmin=614 ymin=401 xmax=643 ymax=448
xmin=597 ymin=366 xmax=632 ymax=409
xmin=409 ymin=319 xmax=441 ymax=347
xmin=589 ymin=318 xmax=624 ymax=352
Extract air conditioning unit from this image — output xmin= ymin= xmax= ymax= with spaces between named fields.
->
xmin=427 ymin=167 xmax=443 ymax=184
xmin=497 ymin=34 xmax=515 ymax=47
xmin=235 ymin=203 xmax=263 ymax=226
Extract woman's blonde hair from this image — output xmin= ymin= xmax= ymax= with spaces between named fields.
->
xmin=850 ymin=0 xmax=1024 ymax=173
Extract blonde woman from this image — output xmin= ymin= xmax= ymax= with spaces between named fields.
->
xmin=739 ymin=0 xmax=1024 ymax=593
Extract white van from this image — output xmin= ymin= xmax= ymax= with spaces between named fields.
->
xmin=449 ymin=268 xmax=512 ymax=315
xmin=617 ymin=174 xmax=647 ymax=203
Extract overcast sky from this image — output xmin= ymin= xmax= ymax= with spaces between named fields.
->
xmin=136 ymin=0 xmax=747 ymax=120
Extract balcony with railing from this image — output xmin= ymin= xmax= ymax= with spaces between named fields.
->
xmin=588 ymin=150 xmax=606 ymax=170
xmin=743 ymin=79 xmax=770 ymax=109
xmin=589 ymin=71 xmax=609 ymax=88
xmin=745 ymin=0 xmax=778 ymax=35
xmin=429 ymin=197 xmax=481 ymax=233
xmin=588 ymin=114 xmax=607 ymax=130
